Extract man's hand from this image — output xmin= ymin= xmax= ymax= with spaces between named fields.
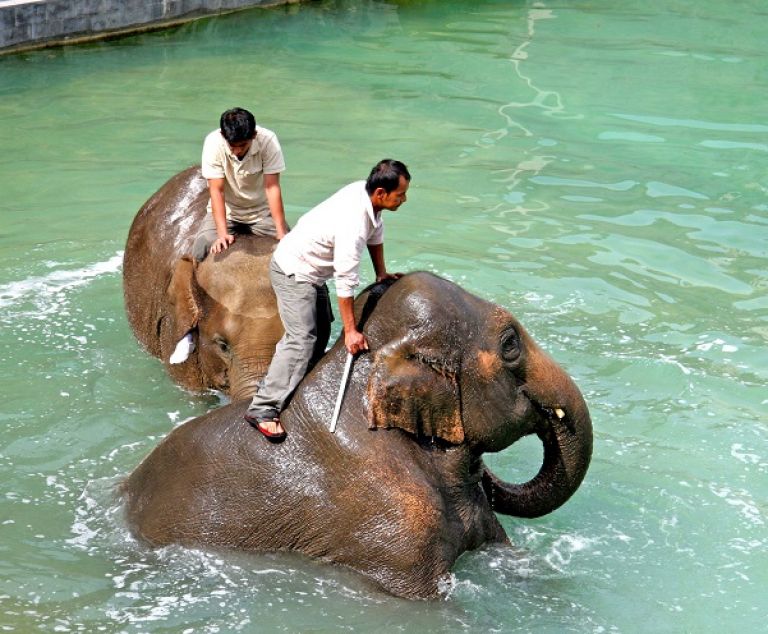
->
xmin=210 ymin=233 xmax=235 ymax=254
xmin=338 ymin=295 xmax=369 ymax=354
xmin=376 ymin=272 xmax=403 ymax=283
xmin=344 ymin=328 xmax=369 ymax=355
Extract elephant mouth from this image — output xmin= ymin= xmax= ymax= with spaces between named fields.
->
xmin=482 ymin=391 xmax=592 ymax=519
xmin=532 ymin=401 xmax=573 ymax=433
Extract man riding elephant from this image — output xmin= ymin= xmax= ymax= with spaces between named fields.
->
xmin=244 ymin=159 xmax=411 ymax=441
xmin=195 ymin=106 xmax=289 ymax=259
xmin=170 ymin=107 xmax=289 ymax=365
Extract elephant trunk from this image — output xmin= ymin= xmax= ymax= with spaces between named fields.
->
xmin=483 ymin=350 xmax=593 ymax=518
xmin=228 ymin=353 xmax=274 ymax=400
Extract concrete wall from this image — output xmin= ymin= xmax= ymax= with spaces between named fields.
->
xmin=0 ymin=0 xmax=298 ymax=54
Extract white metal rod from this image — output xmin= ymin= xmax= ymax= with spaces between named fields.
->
xmin=329 ymin=352 xmax=354 ymax=433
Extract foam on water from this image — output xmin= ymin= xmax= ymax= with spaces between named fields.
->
xmin=0 ymin=253 xmax=124 ymax=317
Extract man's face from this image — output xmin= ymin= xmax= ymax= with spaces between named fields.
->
xmin=227 ymin=135 xmax=255 ymax=160
xmin=374 ymin=176 xmax=410 ymax=211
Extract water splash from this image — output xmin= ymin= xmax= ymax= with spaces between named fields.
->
xmin=0 ymin=252 xmax=124 ymax=316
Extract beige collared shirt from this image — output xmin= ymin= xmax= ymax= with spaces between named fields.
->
xmin=201 ymin=126 xmax=285 ymax=224
xmin=274 ymin=181 xmax=384 ymax=298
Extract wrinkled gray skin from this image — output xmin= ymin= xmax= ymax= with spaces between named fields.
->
xmin=123 ymin=167 xmax=283 ymax=398
xmin=122 ymin=272 xmax=593 ymax=599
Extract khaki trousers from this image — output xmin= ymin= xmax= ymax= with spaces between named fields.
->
xmin=191 ymin=212 xmax=277 ymax=261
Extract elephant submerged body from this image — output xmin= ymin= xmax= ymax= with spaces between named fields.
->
xmin=123 ymin=273 xmax=593 ymax=599
xmin=123 ymin=167 xmax=283 ymax=398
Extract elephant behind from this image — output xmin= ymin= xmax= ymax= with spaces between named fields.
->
xmin=121 ymin=273 xmax=593 ymax=599
xmin=123 ymin=167 xmax=284 ymax=398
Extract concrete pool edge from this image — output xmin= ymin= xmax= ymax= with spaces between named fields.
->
xmin=0 ymin=0 xmax=303 ymax=55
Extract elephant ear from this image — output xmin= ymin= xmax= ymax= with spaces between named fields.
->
xmin=166 ymin=256 xmax=201 ymax=345
xmin=366 ymin=339 xmax=464 ymax=445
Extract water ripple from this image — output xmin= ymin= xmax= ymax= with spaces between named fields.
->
xmin=610 ymin=113 xmax=768 ymax=133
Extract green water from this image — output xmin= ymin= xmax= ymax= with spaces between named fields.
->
xmin=1 ymin=0 xmax=766 ymax=631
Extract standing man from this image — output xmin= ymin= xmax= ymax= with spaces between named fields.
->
xmin=244 ymin=159 xmax=411 ymax=441
xmin=172 ymin=108 xmax=288 ymax=364
xmin=191 ymin=107 xmax=289 ymax=261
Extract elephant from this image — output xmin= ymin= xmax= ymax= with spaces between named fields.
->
xmin=121 ymin=272 xmax=593 ymax=600
xmin=123 ymin=166 xmax=286 ymax=399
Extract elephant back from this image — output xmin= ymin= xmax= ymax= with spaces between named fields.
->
xmin=123 ymin=166 xmax=208 ymax=356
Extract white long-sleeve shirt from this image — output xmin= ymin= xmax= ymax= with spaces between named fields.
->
xmin=273 ymin=181 xmax=384 ymax=298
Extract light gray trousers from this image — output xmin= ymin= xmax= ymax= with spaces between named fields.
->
xmin=191 ymin=212 xmax=277 ymax=261
xmin=247 ymin=258 xmax=333 ymax=417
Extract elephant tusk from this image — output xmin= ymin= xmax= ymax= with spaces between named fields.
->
xmin=551 ymin=406 xmax=576 ymax=433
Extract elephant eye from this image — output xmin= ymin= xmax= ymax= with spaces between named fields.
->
xmin=214 ymin=337 xmax=230 ymax=354
xmin=500 ymin=327 xmax=521 ymax=364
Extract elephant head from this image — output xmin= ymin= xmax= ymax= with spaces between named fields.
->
xmin=123 ymin=167 xmax=283 ymax=398
xmin=360 ymin=272 xmax=592 ymax=518
xmin=161 ymin=240 xmax=283 ymax=398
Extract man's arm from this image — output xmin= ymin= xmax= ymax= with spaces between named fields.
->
xmin=339 ymin=295 xmax=368 ymax=355
xmin=367 ymin=243 xmax=402 ymax=282
xmin=338 ymin=244 xmax=402 ymax=356
xmin=264 ymin=173 xmax=289 ymax=239
xmin=208 ymin=178 xmax=235 ymax=254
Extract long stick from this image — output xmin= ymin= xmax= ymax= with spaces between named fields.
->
xmin=329 ymin=352 xmax=354 ymax=433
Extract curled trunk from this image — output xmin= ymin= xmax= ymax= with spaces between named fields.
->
xmin=483 ymin=406 xmax=592 ymax=519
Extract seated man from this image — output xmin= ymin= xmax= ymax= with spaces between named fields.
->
xmin=244 ymin=159 xmax=411 ymax=441
xmin=171 ymin=107 xmax=288 ymax=364
xmin=193 ymin=106 xmax=288 ymax=260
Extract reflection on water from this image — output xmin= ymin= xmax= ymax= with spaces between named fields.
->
xmin=0 ymin=0 xmax=766 ymax=631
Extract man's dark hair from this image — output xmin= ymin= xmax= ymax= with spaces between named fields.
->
xmin=219 ymin=108 xmax=257 ymax=144
xmin=365 ymin=159 xmax=411 ymax=195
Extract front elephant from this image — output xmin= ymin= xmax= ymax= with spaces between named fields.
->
xmin=122 ymin=272 xmax=592 ymax=599
xmin=123 ymin=167 xmax=283 ymax=398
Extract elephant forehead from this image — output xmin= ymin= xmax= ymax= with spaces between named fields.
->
xmin=209 ymin=285 xmax=276 ymax=318
xmin=197 ymin=254 xmax=276 ymax=318
xmin=389 ymin=284 xmax=482 ymax=328
xmin=216 ymin=291 xmax=278 ymax=319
